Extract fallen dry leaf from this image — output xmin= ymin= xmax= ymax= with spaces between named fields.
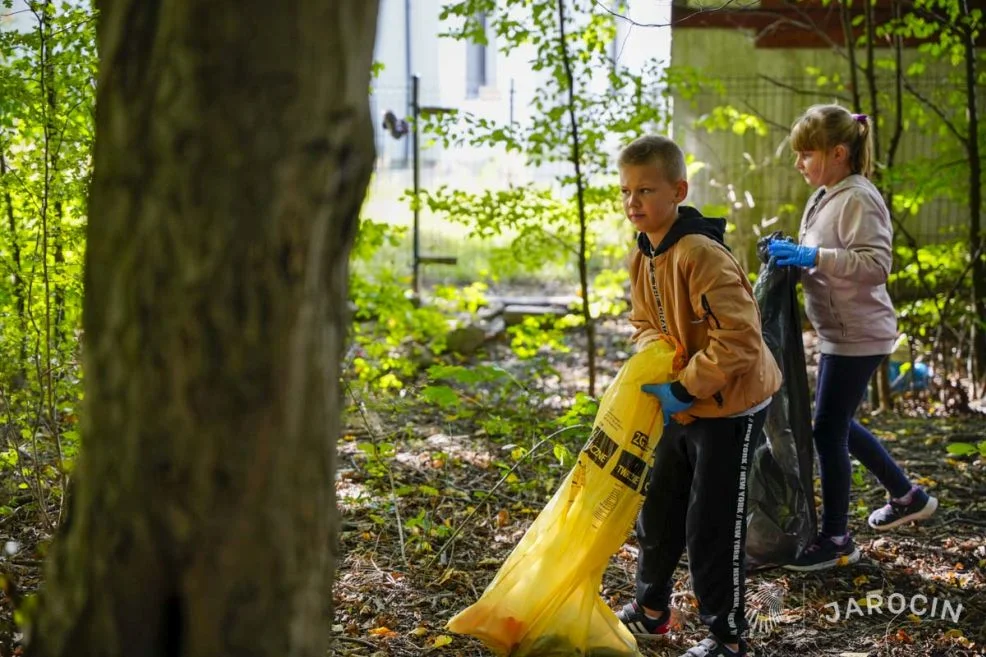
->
xmin=432 ymin=634 xmax=453 ymax=648
xmin=368 ymin=626 xmax=399 ymax=639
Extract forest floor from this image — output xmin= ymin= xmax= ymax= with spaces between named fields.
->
xmin=331 ymin=319 xmax=986 ymax=657
xmin=0 ymin=320 xmax=983 ymax=657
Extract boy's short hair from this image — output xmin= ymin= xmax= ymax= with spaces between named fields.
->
xmin=618 ymin=135 xmax=687 ymax=183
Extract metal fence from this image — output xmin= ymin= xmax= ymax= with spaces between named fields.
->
xmin=674 ymin=75 xmax=982 ymax=246
xmin=365 ymin=74 xmax=982 ymax=283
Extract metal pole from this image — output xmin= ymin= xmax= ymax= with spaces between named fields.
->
xmin=509 ymin=78 xmax=515 ymax=125
xmin=412 ymin=74 xmax=421 ymax=298
xmin=404 ymin=0 xmax=412 ymax=165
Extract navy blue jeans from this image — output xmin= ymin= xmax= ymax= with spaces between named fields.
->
xmin=814 ymin=354 xmax=913 ymax=536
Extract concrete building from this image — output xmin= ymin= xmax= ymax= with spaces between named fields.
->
xmin=668 ymin=0 xmax=985 ymax=261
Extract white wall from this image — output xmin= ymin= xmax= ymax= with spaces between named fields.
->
xmin=370 ymin=0 xmax=672 ymax=176
xmin=365 ymin=0 xmax=674 ymax=248
xmin=1 ymin=0 xmax=40 ymax=33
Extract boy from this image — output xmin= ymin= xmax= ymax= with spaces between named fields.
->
xmin=615 ymin=135 xmax=781 ymax=657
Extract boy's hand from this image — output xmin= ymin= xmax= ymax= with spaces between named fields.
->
xmin=768 ymin=240 xmax=818 ymax=268
xmin=641 ymin=382 xmax=695 ymax=425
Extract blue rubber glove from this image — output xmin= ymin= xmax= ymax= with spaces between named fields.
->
xmin=641 ymin=381 xmax=695 ymax=425
xmin=768 ymin=240 xmax=818 ymax=269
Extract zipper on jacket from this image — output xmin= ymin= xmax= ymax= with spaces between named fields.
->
xmin=700 ymin=294 xmax=722 ymax=329
xmin=802 ymin=189 xmax=827 ymax=236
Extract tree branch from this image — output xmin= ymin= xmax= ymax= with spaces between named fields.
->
xmin=592 ymin=0 xmax=739 ymax=29
xmin=739 ymin=99 xmax=790 ymax=133
xmin=901 ymin=77 xmax=968 ymax=147
xmin=885 ymin=0 xmax=904 ymax=170
xmin=780 ymin=0 xmax=850 ymax=56
xmin=757 ymin=74 xmax=852 ymax=103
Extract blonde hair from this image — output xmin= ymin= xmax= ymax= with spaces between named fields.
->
xmin=618 ymin=135 xmax=687 ymax=183
xmin=790 ymin=104 xmax=874 ymax=178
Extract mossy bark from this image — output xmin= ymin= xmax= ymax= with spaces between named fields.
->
xmin=27 ymin=2 xmax=379 ymax=656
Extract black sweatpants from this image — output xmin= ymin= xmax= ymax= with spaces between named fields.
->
xmin=634 ymin=409 xmax=767 ymax=644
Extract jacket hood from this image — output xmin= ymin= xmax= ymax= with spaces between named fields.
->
xmin=817 ymin=174 xmax=880 ymax=207
xmin=826 ymin=173 xmax=875 ymax=194
xmin=637 ymin=206 xmax=727 ymax=257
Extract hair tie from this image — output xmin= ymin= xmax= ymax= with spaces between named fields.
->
xmin=852 ymin=113 xmax=868 ymax=125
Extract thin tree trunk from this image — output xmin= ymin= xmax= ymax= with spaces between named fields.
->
xmin=960 ymin=0 xmax=985 ymax=388
xmin=857 ymin=0 xmax=894 ymax=410
xmin=886 ymin=0 xmax=905 ymax=172
xmin=27 ymin=2 xmax=379 ymax=656
xmin=874 ymin=0 xmax=908 ymax=412
xmin=556 ymin=0 xmax=597 ymax=396
xmin=37 ymin=0 xmax=68 ymax=507
xmin=42 ymin=0 xmax=67 ymax=349
xmin=863 ymin=0 xmax=880 ymax=160
xmin=52 ymin=204 xmax=65 ymax=345
xmin=0 ymin=152 xmax=29 ymax=386
xmin=840 ymin=0 xmax=861 ymax=110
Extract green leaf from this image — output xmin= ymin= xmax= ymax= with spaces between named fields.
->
xmin=421 ymin=385 xmax=461 ymax=409
xmin=946 ymin=443 xmax=978 ymax=457
xmin=553 ymin=442 xmax=574 ymax=467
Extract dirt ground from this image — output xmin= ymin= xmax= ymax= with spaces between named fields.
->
xmin=332 ymin=321 xmax=986 ymax=657
xmin=0 ymin=321 xmax=982 ymax=657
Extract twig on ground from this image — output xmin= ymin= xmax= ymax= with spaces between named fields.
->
xmin=333 ymin=635 xmax=380 ymax=650
xmin=425 ymin=423 xmax=588 ymax=572
xmin=346 ymin=381 xmax=410 ymax=570
xmin=0 ymin=505 xmax=25 ymax=528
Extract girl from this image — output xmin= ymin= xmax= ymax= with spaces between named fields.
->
xmin=768 ymin=104 xmax=938 ymax=572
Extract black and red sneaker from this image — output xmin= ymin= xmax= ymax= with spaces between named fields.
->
xmin=615 ymin=600 xmax=671 ymax=637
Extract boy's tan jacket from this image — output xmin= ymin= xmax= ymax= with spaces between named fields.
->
xmin=629 ymin=211 xmax=781 ymax=421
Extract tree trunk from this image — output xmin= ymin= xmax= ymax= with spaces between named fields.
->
xmin=856 ymin=0 xmax=894 ymax=411
xmin=839 ymin=0 xmax=860 ymax=111
xmin=556 ymin=0 xmax=597 ymax=396
xmin=27 ymin=2 xmax=379 ymax=656
xmin=0 ymin=152 xmax=28 ymax=386
xmin=961 ymin=0 xmax=985 ymax=388
xmin=42 ymin=0 xmax=67 ymax=350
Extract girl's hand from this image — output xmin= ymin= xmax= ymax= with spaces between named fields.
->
xmin=768 ymin=240 xmax=818 ymax=268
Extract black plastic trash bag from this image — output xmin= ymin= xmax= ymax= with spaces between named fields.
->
xmin=745 ymin=233 xmax=817 ymax=568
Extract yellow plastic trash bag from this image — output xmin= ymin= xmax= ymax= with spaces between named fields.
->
xmin=447 ymin=337 xmax=686 ymax=656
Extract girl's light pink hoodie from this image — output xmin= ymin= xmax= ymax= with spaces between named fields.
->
xmin=798 ymin=174 xmax=897 ymax=357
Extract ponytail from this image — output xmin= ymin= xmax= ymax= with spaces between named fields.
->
xmin=849 ymin=113 xmax=874 ymax=178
